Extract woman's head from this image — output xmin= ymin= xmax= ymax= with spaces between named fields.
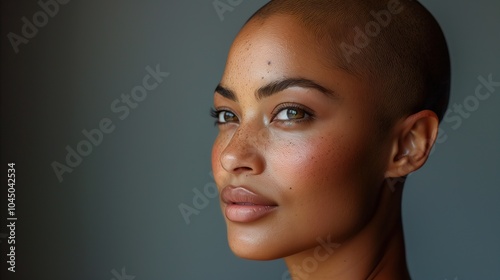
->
xmin=211 ymin=0 xmax=449 ymax=262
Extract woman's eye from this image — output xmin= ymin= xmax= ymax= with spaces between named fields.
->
xmin=274 ymin=107 xmax=308 ymax=121
xmin=219 ymin=111 xmax=238 ymax=123
xmin=211 ymin=108 xmax=239 ymax=124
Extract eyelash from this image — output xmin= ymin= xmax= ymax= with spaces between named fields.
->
xmin=210 ymin=107 xmax=235 ymax=126
xmin=210 ymin=103 xmax=314 ymax=125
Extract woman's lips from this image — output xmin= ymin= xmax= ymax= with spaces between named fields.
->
xmin=221 ymin=186 xmax=278 ymax=223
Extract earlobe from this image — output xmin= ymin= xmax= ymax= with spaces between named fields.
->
xmin=385 ymin=110 xmax=439 ymax=178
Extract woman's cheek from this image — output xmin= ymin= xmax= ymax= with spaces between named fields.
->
xmin=267 ymin=131 xmax=346 ymax=187
xmin=269 ymin=132 xmax=367 ymax=223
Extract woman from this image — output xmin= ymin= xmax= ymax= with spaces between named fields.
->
xmin=211 ymin=0 xmax=450 ymax=278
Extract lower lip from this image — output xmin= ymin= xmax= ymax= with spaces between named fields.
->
xmin=225 ymin=204 xmax=277 ymax=223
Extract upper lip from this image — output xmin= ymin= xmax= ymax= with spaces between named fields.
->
xmin=221 ymin=185 xmax=277 ymax=206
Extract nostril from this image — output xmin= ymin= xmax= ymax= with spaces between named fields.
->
xmin=233 ymin=166 xmax=253 ymax=173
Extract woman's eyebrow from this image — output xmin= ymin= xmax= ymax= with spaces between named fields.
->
xmin=256 ymin=78 xmax=338 ymax=100
xmin=214 ymin=85 xmax=237 ymax=101
xmin=214 ymin=78 xmax=337 ymax=102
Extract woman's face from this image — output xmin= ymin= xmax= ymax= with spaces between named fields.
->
xmin=212 ymin=15 xmax=393 ymax=260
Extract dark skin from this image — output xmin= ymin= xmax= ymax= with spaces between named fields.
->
xmin=212 ymin=1 xmax=448 ymax=279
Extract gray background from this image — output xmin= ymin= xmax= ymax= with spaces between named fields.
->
xmin=1 ymin=0 xmax=499 ymax=279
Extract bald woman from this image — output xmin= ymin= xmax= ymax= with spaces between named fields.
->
xmin=211 ymin=1 xmax=450 ymax=279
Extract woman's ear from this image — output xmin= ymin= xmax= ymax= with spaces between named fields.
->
xmin=384 ymin=110 xmax=439 ymax=178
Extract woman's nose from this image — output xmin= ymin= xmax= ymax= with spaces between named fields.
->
xmin=220 ymin=126 xmax=266 ymax=176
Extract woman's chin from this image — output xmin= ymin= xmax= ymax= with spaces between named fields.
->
xmin=229 ymin=244 xmax=283 ymax=261
xmin=227 ymin=232 xmax=287 ymax=260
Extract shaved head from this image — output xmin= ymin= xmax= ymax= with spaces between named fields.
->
xmin=246 ymin=0 xmax=450 ymax=128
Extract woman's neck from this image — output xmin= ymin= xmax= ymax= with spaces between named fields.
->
xmin=284 ymin=183 xmax=410 ymax=280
